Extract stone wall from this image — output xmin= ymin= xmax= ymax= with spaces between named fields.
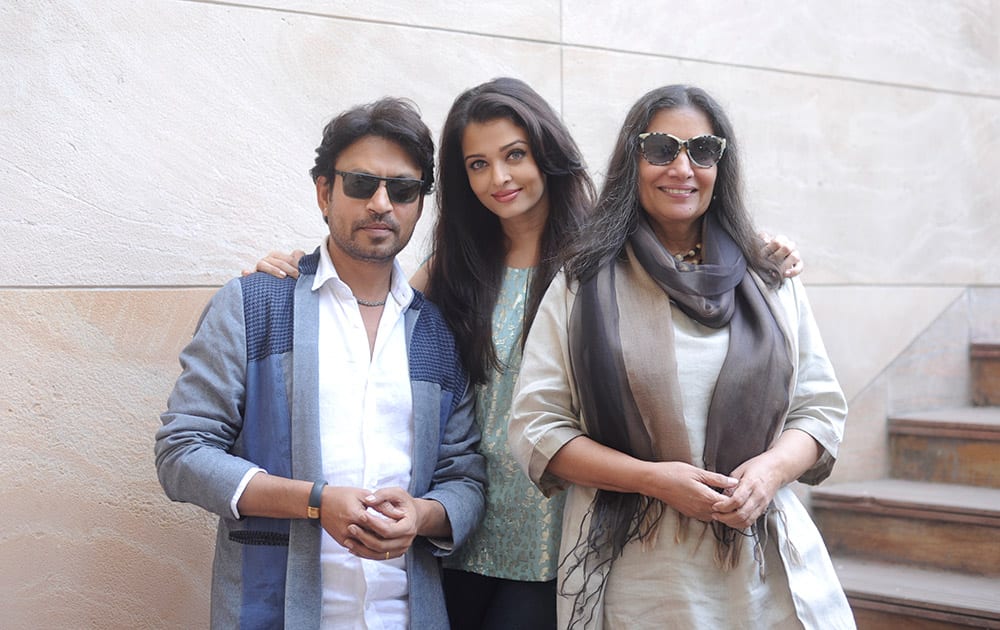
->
xmin=2 ymin=1 xmax=997 ymax=626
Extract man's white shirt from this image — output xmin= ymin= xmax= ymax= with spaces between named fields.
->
xmin=314 ymin=240 xmax=415 ymax=629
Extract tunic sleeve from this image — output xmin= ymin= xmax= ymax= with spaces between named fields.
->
xmin=508 ymin=271 xmax=585 ymax=496
xmin=779 ymin=277 xmax=848 ymax=485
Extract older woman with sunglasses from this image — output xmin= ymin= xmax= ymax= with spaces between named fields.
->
xmin=509 ymin=85 xmax=854 ymax=629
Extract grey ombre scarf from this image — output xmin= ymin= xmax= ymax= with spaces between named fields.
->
xmin=562 ymin=211 xmax=793 ymax=626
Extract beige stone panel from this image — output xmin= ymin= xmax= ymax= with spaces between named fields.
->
xmin=0 ymin=288 xmax=217 ymax=628
xmin=747 ymin=89 xmax=999 ymax=287
xmin=970 ymin=286 xmax=1000 ymax=341
xmin=249 ymin=0 xmax=561 ymax=40
xmin=563 ymin=0 xmax=1000 ymax=95
xmin=826 ymin=376 xmax=891 ymax=485
xmin=561 ymin=47 xmax=1000 ymax=285
xmin=806 ymin=285 xmax=965 ymax=402
xmin=1 ymin=1 xmax=561 ymax=286
xmin=883 ymin=289 xmax=973 ymax=414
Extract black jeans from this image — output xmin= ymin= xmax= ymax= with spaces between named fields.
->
xmin=443 ymin=568 xmax=557 ymax=630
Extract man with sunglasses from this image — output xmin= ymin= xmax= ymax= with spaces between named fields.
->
xmin=156 ymin=97 xmax=486 ymax=629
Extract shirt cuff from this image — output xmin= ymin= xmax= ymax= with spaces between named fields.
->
xmin=426 ymin=537 xmax=454 ymax=552
xmin=230 ymin=467 xmax=266 ymax=519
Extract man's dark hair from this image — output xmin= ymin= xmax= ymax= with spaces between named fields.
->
xmin=310 ymin=97 xmax=435 ymax=195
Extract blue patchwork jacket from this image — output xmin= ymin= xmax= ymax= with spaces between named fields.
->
xmin=156 ymin=250 xmax=486 ymax=629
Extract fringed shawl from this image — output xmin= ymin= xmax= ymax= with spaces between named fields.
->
xmin=563 ymin=212 xmax=793 ymax=626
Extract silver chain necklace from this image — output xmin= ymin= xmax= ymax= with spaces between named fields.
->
xmin=355 ymin=296 xmax=387 ymax=307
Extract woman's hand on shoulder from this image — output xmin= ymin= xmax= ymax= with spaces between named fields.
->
xmin=242 ymin=250 xmax=305 ymax=279
xmin=760 ymin=232 xmax=803 ymax=278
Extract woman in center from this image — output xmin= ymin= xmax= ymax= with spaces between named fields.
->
xmin=509 ymin=85 xmax=854 ymax=629
xmin=419 ymin=78 xmax=592 ymax=629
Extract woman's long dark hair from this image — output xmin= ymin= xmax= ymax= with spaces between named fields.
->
xmin=427 ymin=77 xmax=595 ymax=385
xmin=564 ymin=84 xmax=782 ymax=287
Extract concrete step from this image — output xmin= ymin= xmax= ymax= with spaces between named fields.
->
xmin=972 ymin=343 xmax=1000 ymax=406
xmin=835 ymin=556 xmax=1000 ymax=629
xmin=812 ymin=479 xmax=1000 ymax=575
xmin=890 ymin=407 xmax=1000 ymax=488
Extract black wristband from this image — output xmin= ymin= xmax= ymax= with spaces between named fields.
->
xmin=307 ymin=480 xmax=327 ymax=519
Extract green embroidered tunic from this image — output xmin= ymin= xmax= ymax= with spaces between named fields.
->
xmin=443 ymin=267 xmax=565 ymax=581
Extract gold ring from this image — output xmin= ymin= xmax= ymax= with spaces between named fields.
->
xmin=385 ymin=551 xmax=390 ymax=560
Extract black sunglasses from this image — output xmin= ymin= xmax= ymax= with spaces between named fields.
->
xmin=333 ymin=170 xmax=425 ymax=204
xmin=637 ymin=133 xmax=727 ymax=168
